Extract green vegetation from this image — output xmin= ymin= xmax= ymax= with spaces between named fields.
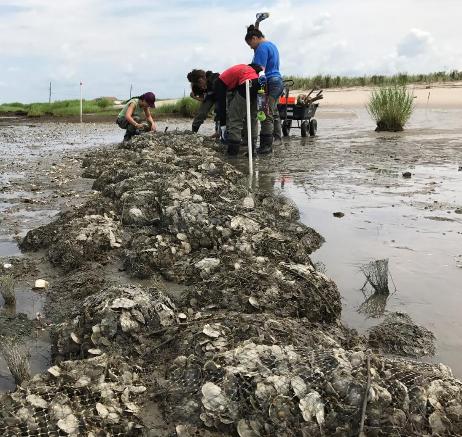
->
xmin=153 ymin=97 xmax=200 ymax=118
xmin=285 ymin=70 xmax=462 ymax=90
xmin=0 ymin=99 xmax=117 ymax=117
xmin=367 ymin=86 xmax=415 ymax=131
xmin=0 ymin=96 xmax=201 ymax=118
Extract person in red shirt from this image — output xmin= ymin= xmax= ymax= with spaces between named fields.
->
xmin=190 ymin=63 xmax=263 ymax=155
xmin=214 ymin=63 xmax=263 ymax=155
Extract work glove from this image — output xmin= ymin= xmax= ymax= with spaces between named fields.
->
xmin=258 ymin=71 xmax=267 ymax=86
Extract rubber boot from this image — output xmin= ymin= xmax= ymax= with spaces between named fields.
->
xmin=257 ymin=134 xmax=273 ymax=155
xmin=227 ymin=139 xmax=240 ymax=156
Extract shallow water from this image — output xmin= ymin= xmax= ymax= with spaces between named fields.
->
xmin=240 ymin=107 xmax=462 ymax=376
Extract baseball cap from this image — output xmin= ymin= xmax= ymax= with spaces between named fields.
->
xmin=143 ymin=92 xmax=156 ymax=108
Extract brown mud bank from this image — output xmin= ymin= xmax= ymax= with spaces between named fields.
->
xmin=1 ymin=131 xmax=461 ymax=436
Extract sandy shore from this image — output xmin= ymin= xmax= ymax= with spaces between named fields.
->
xmin=294 ymin=81 xmax=462 ymax=109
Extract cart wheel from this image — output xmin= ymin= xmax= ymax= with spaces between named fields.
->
xmin=309 ymin=119 xmax=318 ymax=137
xmin=301 ymin=121 xmax=308 ymax=137
xmin=282 ymin=120 xmax=291 ymax=137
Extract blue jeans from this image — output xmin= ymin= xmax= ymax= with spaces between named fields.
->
xmin=261 ymin=76 xmax=284 ymax=139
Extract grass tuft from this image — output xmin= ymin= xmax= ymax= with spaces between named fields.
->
xmin=367 ymin=86 xmax=415 ymax=131
xmin=0 ymin=274 xmax=16 ymax=306
xmin=0 ymin=337 xmax=31 ymax=386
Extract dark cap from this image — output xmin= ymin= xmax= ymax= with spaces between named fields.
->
xmin=142 ymin=91 xmax=156 ymax=108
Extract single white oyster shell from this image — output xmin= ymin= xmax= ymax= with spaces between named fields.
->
xmin=26 ymin=394 xmax=48 ymax=409
xmin=203 ymin=324 xmax=221 ymax=338
xmin=111 ymin=297 xmax=136 ymax=309
xmin=48 ymin=365 xmax=61 ymax=377
xmin=120 ymin=311 xmax=139 ymax=332
xmin=34 ymin=279 xmax=49 ymax=289
xmin=201 ymin=382 xmax=228 ymax=412
xmin=299 ymin=391 xmax=325 ymax=426
xmin=57 ymin=414 xmax=79 ymax=434
xmin=96 ymin=403 xmax=109 ymax=419
xmin=75 ymin=376 xmax=91 ymax=388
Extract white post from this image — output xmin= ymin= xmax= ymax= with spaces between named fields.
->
xmin=79 ymin=80 xmax=83 ymax=123
xmin=245 ymin=80 xmax=253 ymax=176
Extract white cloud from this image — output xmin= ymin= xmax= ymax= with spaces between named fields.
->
xmin=1 ymin=0 xmax=462 ymax=102
xmin=397 ymin=28 xmax=434 ymax=58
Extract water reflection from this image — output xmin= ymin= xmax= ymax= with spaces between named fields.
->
xmin=227 ymin=107 xmax=462 ymax=377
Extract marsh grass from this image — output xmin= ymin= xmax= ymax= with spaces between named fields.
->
xmin=153 ymin=97 xmax=200 ymax=118
xmin=367 ymin=86 xmax=415 ymax=131
xmin=0 ymin=99 xmax=116 ymax=117
xmin=0 ymin=274 xmax=16 ymax=306
xmin=0 ymin=96 xmax=200 ymax=118
xmin=0 ymin=337 xmax=31 ymax=385
xmin=285 ymin=70 xmax=462 ymax=90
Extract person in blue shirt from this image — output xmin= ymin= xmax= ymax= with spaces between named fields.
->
xmin=245 ymin=24 xmax=284 ymax=154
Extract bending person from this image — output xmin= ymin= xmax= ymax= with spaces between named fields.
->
xmin=245 ymin=25 xmax=283 ymax=154
xmin=187 ymin=69 xmax=220 ymax=133
xmin=116 ymin=92 xmax=156 ymax=141
xmin=213 ymin=64 xmax=263 ymax=155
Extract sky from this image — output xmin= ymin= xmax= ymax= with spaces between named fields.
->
xmin=0 ymin=0 xmax=461 ymax=103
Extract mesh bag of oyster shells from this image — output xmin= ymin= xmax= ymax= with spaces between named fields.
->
xmin=360 ymin=258 xmax=389 ymax=294
xmin=158 ymin=338 xmax=462 ymax=437
xmin=189 ymin=260 xmax=341 ymax=323
xmin=53 ymin=285 xmax=177 ymax=361
xmin=0 ymin=355 xmax=145 ymax=436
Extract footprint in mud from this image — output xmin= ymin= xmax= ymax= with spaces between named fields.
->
xmin=456 ymin=255 xmax=462 ymax=268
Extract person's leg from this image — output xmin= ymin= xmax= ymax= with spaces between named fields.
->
xmin=122 ymin=116 xmax=143 ymax=141
xmin=192 ymin=98 xmax=214 ymax=133
xmin=213 ymin=79 xmax=227 ymax=130
xmin=259 ymin=77 xmax=284 ymax=154
xmin=273 ymin=110 xmax=283 ymax=145
xmin=226 ymin=86 xmax=248 ymax=155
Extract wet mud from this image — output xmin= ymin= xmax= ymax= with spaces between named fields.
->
xmin=0 ymin=113 xmax=461 ymax=436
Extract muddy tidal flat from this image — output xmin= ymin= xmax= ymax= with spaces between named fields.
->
xmin=0 ymin=109 xmax=461 ymax=435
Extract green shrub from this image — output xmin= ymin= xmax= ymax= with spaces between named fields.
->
xmin=27 ymin=105 xmax=45 ymax=117
xmin=154 ymin=97 xmax=200 ymax=118
xmin=367 ymin=86 xmax=415 ymax=131
xmin=95 ymin=98 xmax=112 ymax=109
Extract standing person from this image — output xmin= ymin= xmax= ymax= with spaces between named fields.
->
xmin=116 ymin=92 xmax=156 ymax=141
xmin=245 ymin=25 xmax=284 ymax=154
xmin=187 ymin=69 xmax=220 ymax=133
xmin=214 ymin=64 xmax=263 ymax=155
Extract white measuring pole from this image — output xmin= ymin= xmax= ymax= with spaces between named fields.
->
xmin=245 ymin=80 xmax=253 ymax=175
xmin=79 ymin=80 xmax=83 ymax=123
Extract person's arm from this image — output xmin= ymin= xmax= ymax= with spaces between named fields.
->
xmin=190 ymin=92 xmax=204 ymax=102
xmin=125 ymin=103 xmax=143 ymax=129
xmin=144 ymin=106 xmax=156 ymax=131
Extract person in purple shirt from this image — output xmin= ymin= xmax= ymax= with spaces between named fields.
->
xmin=245 ymin=24 xmax=284 ymax=154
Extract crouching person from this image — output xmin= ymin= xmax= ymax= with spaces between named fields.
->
xmin=116 ymin=92 xmax=157 ymax=141
xmin=187 ymin=69 xmax=220 ymax=133
xmin=214 ymin=64 xmax=262 ymax=155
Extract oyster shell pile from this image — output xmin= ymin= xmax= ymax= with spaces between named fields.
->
xmin=3 ymin=131 xmax=461 ymax=436
xmin=0 ymin=355 xmax=144 ymax=436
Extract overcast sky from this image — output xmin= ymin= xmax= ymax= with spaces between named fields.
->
xmin=1 ymin=0 xmax=461 ymax=103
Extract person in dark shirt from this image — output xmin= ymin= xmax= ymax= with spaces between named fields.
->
xmin=187 ymin=69 xmax=220 ymax=133
xmin=189 ymin=64 xmax=262 ymax=155
xmin=245 ymin=25 xmax=284 ymax=154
